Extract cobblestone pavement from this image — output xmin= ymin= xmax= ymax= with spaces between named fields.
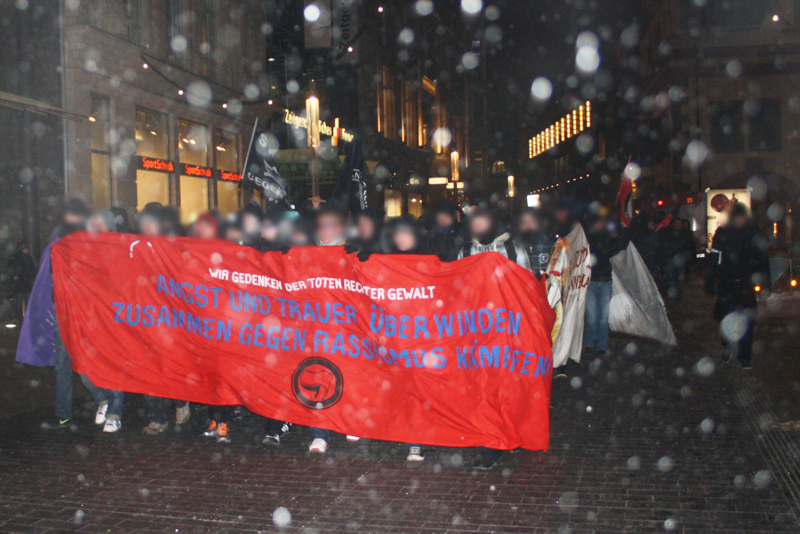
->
xmin=0 ymin=278 xmax=797 ymax=533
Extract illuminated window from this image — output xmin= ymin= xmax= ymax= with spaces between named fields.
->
xmin=377 ymin=66 xmax=397 ymax=140
xmin=586 ymin=101 xmax=591 ymax=128
xmin=178 ymin=119 xmax=210 ymax=224
xmin=214 ymin=129 xmax=239 ymax=215
xmin=135 ymin=107 xmax=170 ymax=211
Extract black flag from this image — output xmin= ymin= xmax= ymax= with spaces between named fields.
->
xmin=330 ymin=135 xmax=367 ymax=215
xmin=242 ymin=119 xmax=290 ymax=206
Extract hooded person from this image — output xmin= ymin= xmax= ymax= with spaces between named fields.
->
xmin=457 ymin=204 xmax=531 ymax=271
xmin=513 ymin=208 xmax=555 ymax=277
xmin=457 ymin=204 xmax=531 ymax=470
xmin=136 ymin=204 xmax=164 ymax=236
xmin=88 ymin=210 xmax=118 ymax=234
xmin=350 ymin=208 xmax=384 ymax=254
xmin=385 ymin=214 xmax=424 ymax=255
xmin=252 ymin=208 xmax=287 ymax=252
xmin=241 ymin=203 xmax=263 ymax=246
xmin=424 ymin=200 xmax=466 ymax=262
xmin=17 ymin=198 xmax=90 ymax=430
xmin=706 ymin=202 xmax=770 ymax=369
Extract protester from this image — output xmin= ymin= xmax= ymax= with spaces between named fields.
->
xmin=513 ymin=208 xmax=554 ymax=277
xmin=109 ymin=206 xmax=132 ymax=233
xmin=6 ymin=241 xmax=36 ymax=323
xmin=658 ymin=218 xmax=687 ymax=300
xmin=138 ymin=211 xmax=191 ymax=434
xmin=583 ymin=211 xmax=628 ymax=357
xmin=223 ymin=213 xmax=245 ymax=244
xmin=424 ymin=200 xmax=465 ymax=262
xmin=80 ymin=210 xmax=125 ymax=432
xmin=191 ymin=212 xmax=220 ymax=240
xmin=706 ymin=203 xmax=770 ymax=369
xmin=42 ymin=198 xmax=90 ymax=430
xmin=241 ymin=204 xmax=263 ymax=246
xmin=384 ymin=215 xmax=427 ymax=461
xmin=458 ymin=205 xmax=530 ymax=470
xmin=350 ymin=208 xmax=384 ymax=255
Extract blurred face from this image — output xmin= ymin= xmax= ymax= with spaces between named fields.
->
xmin=290 ymin=228 xmax=309 ymax=246
xmin=64 ymin=212 xmax=86 ymax=227
xmin=88 ymin=215 xmax=109 ymax=234
xmin=225 ymin=226 xmax=244 ymax=243
xmin=393 ymin=229 xmax=417 ymax=252
xmin=140 ymin=218 xmax=161 ymax=237
xmin=316 ymin=214 xmax=344 ymax=244
xmin=555 ymin=208 xmax=569 ymax=226
xmin=195 ymin=219 xmax=217 ymax=240
xmin=469 ymin=214 xmax=492 ymax=237
xmin=592 ymin=218 xmax=607 ymax=232
xmin=519 ymin=213 xmax=540 ymax=233
xmin=242 ymin=214 xmax=261 ymax=236
xmin=357 ymin=216 xmax=376 ymax=241
xmin=733 ymin=214 xmax=748 ymax=228
xmin=261 ymin=220 xmax=279 ymax=242
xmin=436 ymin=212 xmax=455 ymax=229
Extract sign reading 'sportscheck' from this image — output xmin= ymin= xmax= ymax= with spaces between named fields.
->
xmin=52 ymin=234 xmax=555 ymax=451
xmin=137 ymin=156 xmax=174 ymax=173
xmin=181 ymin=164 xmax=213 ymax=178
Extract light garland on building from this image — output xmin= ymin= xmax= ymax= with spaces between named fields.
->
xmin=528 ymin=101 xmax=591 ymax=158
xmin=530 ymin=174 xmax=589 ymax=194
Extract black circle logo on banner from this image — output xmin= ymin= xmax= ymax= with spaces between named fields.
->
xmin=292 ymin=357 xmax=344 ymax=410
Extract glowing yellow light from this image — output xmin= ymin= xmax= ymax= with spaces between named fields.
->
xmin=791 ymin=279 xmax=797 ymax=287
xmin=755 ymin=285 xmax=762 ymax=292
xmin=579 ymin=105 xmax=584 ymax=131
xmin=572 ymin=110 xmax=577 ymax=133
xmin=586 ymin=101 xmax=591 ymax=128
xmin=561 ymin=118 xmax=566 ymax=142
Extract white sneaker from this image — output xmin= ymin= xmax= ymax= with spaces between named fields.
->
xmin=175 ymin=403 xmax=191 ymax=425
xmin=346 ymin=435 xmax=360 ymax=442
xmin=103 ymin=419 xmax=121 ymax=433
xmin=407 ymin=446 xmax=424 ymax=462
xmin=309 ymin=438 xmax=328 ymax=453
xmin=94 ymin=402 xmax=109 ymax=425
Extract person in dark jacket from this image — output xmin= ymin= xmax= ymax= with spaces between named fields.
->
xmin=706 ymin=203 xmax=770 ymax=369
xmin=657 ymin=219 xmax=687 ymax=300
xmin=424 ymin=200 xmax=466 ymax=262
xmin=351 ymin=208 xmax=384 ymax=254
xmin=513 ymin=208 xmax=554 ymax=277
xmin=7 ymin=241 xmax=37 ymax=322
xmin=583 ymin=212 xmax=628 ymax=356
xmin=42 ymin=198 xmax=90 ymax=430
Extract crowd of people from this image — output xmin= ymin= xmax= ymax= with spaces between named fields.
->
xmin=11 ymin=190 xmax=770 ymax=469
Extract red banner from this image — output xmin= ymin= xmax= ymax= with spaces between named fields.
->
xmin=51 ymin=233 xmax=555 ymax=450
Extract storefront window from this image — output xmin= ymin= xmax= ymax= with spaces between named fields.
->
xmin=214 ymin=128 xmax=239 ymax=215
xmin=90 ymin=95 xmax=111 ymax=210
xmin=385 ymin=189 xmax=402 ymax=217
xmin=178 ymin=119 xmax=210 ymax=224
xmin=135 ymin=107 xmax=170 ymax=211
xmin=407 ymin=193 xmax=422 ymax=218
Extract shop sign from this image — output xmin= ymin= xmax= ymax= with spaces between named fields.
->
xmin=137 ymin=156 xmax=174 ymax=173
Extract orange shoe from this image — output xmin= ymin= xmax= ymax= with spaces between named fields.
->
xmin=203 ymin=420 xmax=218 ymax=438
xmin=216 ymin=422 xmax=230 ymax=443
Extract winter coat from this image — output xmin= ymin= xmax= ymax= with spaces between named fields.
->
xmin=457 ymin=232 xmax=531 ymax=271
xmin=706 ymin=224 xmax=770 ymax=320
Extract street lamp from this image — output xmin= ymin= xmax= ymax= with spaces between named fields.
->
xmin=306 ymin=95 xmax=321 ymax=197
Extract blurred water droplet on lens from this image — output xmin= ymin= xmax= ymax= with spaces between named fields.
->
xmin=720 ymin=312 xmax=747 ymax=343
xmin=570 ymin=376 xmax=583 ymax=390
xmin=531 ymin=77 xmax=553 ymax=101
xmin=700 ymin=417 xmax=715 ymax=434
xmin=485 ymin=5 xmax=500 ymax=19
xmin=73 ymin=510 xmax=84 ymax=525
xmin=627 ymin=456 xmax=641 ymax=471
xmin=414 ymin=0 xmax=434 ymax=16
xmin=461 ymin=0 xmax=482 ymax=15
xmin=734 ymin=474 xmax=746 ymax=487
xmin=273 ymin=507 xmax=292 ymax=527
xmin=657 ymin=456 xmax=674 ymax=473
xmin=753 ymin=470 xmax=773 ymax=489
xmin=664 ymin=517 xmax=678 ymax=531
xmin=694 ymin=356 xmax=715 ymax=377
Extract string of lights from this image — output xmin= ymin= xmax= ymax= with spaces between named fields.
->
xmin=530 ymin=174 xmax=589 ymax=194
xmin=528 ymin=101 xmax=591 ymax=158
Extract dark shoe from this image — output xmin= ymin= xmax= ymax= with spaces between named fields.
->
xmin=41 ymin=417 xmax=72 ymax=430
xmin=583 ymin=347 xmax=595 ymax=358
xmin=407 ymin=446 xmax=425 ymax=462
xmin=262 ymin=433 xmax=281 ymax=446
xmin=554 ymin=368 xmax=568 ymax=379
xmin=740 ymin=361 xmax=752 ymax=370
xmin=472 ymin=456 xmax=497 ymax=470
xmin=509 ymin=447 xmax=522 ymax=454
